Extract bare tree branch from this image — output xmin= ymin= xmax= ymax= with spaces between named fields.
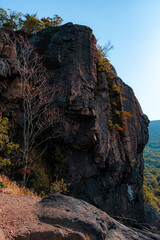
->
xmin=1 ymin=31 xmax=62 ymax=185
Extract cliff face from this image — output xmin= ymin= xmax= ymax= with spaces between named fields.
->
xmin=0 ymin=23 xmax=149 ymax=221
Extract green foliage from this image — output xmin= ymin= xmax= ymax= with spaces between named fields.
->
xmin=0 ymin=8 xmax=23 ymax=30
xmin=23 ymin=14 xmax=45 ymax=34
xmin=142 ymin=184 xmax=160 ymax=209
xmin=28 ymin=146 xmax=69 ymax=196
xmin=0 ymin=8 xmax=63 ymax=33
xmin=0 ymin=116 xmax=19 ymax=171
xmin=97 ymin=44 xmax=132 ymax=132
xmin=97 ymin=44 xmax=114 ymax=74
xmin=41 ymin=15 xmax=63 ymax=28
xmin=143 ymin=120 xmax=160 ymax=210
xmin=0 ymin=180 xmax=7 ymax=188
xmin=29 ymin=167 xmax=49 ymax=196
xmin=50 ymin=178 xmax=71 ymax=194
xmin=53 ymin=147 xmax=68 ymax=179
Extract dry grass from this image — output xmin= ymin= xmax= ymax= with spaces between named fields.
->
xmin=0 ymin=175 xmax=36 ymax=197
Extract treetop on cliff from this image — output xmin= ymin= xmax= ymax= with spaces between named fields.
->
xmin=0 ymin=8 xmax=63 ymax=34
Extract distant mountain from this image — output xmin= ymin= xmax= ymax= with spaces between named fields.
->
xmin=143 ymin=120 xmax=160 ymax=209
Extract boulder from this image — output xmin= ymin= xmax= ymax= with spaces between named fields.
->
xmin=15 ymin=223 xmax=85 ymax=240
xmin=16 ymin=194 xmax=160 ymax=240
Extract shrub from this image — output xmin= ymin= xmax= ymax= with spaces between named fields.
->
xmin=53 ymin=147 xmax=68 ymax=179
xmin=0 ymin=8 xmax=63 ymax=33
xmin=97 ymin=44 xmax=114 ymax=74
xmin=0 ymin=117 xmax=19 ymax=173
xmin=50 ymin=178 xmax=71 ymax=194
xmin=0 ymin=174 xmax=36 ymax=196
xmin=29 ymin=167 xmax=49 ymax=196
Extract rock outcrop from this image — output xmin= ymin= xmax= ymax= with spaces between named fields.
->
xmin=0 ymin=23 xmax=149 ymax=222
xmin=30 ymin=23 xmax=149 ymax=221
xmin=40 ymin=194 xmax=160 ymax=240
xmin=0 ymin=193 xmax=158 ymax=240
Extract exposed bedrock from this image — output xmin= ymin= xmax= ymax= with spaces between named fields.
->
xmin=0 ymin=23 xmax=149 ymax=222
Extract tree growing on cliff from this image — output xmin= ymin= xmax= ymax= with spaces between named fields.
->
xmin=0 ymin=8 xmax=63 ymax=33
xmin=0 ymin=116 xmax=19 ymax=174
xmin=0 ymin=8 xmax=23 ymax=30
xmin=1 ymin=32 xmax=61 ymax=185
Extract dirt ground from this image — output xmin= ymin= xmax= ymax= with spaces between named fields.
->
xmin=0 ymin=193 xmax=41 ymax=239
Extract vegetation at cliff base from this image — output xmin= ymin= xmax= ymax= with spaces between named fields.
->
xmin=0 ymin=174 xmax=36 ymax=196
xmin=143 ymin=120 xmax=160 ymax=209
xmin=0 ymin=116 xmax=19 ymax=174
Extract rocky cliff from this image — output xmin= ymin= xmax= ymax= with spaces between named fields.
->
xmin=0 ymin=23 xmax=149 ymax=222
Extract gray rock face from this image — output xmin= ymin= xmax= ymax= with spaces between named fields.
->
xmin=30 ymin=23 xmax=149 ymax=221
xmin=0 ymin=24 xmax=149 ymax=222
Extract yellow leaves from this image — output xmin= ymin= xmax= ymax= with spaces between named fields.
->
xmin=108 ymin=120 xmax=113 ymax=127
xmin=0 ymin=157 xmax=11 ymax=168
xmin=0 ymin=174 xmax=36 ymax=196
xmin=7 ymin=142 xmax=19 ymax=154
xmin=115 ymin=109 xmax=121 ymax=116
xmin=97 ymin=54 xmax=113 ymax=74
xmin=112 ymin=85 xmax=120 ymax=93
xmin=110 ymin=99 xmax=117 ymax=107
xmin=17 ymin=82 xmax=23 ymax=87
xmin=0 ymin=116 xmax=19 ymax=169
xmin=122 ymin=111 xmax=132 ymax=118
xmin=108 ymin=120 xmax=124 ymax=132
xmin=97 ymin=45 xmax=114 ymax=76
xmin=97 ymin=44 xmax=132 ymax=135
xmin=85 ymin=235 xmax=91 ymax=240
xmin=50 ymin=178 xmax=71 ymax=194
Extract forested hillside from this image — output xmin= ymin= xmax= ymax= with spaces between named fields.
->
xmin=143 ymin=120 xmax=160 ymax=209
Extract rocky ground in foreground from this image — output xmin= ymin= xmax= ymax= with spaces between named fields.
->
xmin=0 ymin=193 xmax=160 ymax=240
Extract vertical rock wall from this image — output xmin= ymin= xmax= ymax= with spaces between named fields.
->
xmin=0 ymin=24 xmax=149 ymax=221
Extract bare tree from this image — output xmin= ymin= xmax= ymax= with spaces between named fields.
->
xmin=1 ymin=31 xmax=61 ymax=185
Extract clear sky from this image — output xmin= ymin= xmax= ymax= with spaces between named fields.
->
xmin=1 ymin=0 xmax=160 ymax=120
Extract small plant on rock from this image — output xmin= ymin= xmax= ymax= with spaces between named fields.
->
xmin=50 ymin=178 xmax=71 ymax=194
xmin=86 ymin=234 xmax=91 ymax=240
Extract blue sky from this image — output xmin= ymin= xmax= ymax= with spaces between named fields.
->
xmin=1 ymin=0 xmax=160 ymax=120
